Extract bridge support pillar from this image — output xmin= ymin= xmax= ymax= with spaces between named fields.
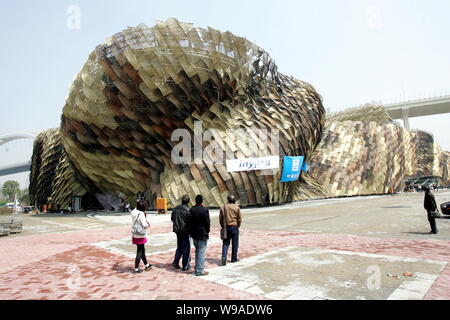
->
xmin=401 ymin=107 xmax=410 ymax=130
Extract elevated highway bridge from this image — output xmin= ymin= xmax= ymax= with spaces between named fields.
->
xmin=383 ymin=94 xmax=450 ymax=130
xmin=0 ymin=132 xmax=37 ymax=177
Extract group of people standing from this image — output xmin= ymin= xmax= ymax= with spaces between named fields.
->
xmin=130 ymin=194 xmax=242 ymax=276
xmin=130 ymin=186 xmax=439 ymax=274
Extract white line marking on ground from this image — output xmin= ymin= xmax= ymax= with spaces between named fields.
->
xmin=387 ymin=272 xmax=439 ymax=300
xmin=199 ymin=247 xmax=446 ymax=300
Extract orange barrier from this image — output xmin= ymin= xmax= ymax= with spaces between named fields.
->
xmin=156 ymin=198 xmax=167 ymax=214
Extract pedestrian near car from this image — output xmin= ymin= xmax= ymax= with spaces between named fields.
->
xmin=171 ymin=194 xmax=192 ymax=271
xmin=188 ymin=195 xmax=210 ymax=276
xmin=219 ymin=195 xmax=242 ymax=266
xmin=423 ymin=185 xmax=438 ymax=234
xmin=131 ymin=199 xmax=153 ymax=273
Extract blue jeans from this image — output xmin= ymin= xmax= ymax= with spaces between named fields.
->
xmin=192 ymin=239 xmax=208 ymax=274
xmin=222 ymin=226 xmax=239 ymax=262
xmin=173 ymin=233 xmax=191 ymax=269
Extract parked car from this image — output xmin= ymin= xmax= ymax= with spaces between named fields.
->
xmin=441 ymin=201 xmax=450 ymax=215
xmin=22 ymin=206 xmax=36 ymax=213
xmin=5 ymin=203 xmax=22 ymax=212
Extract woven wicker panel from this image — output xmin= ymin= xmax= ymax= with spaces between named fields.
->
xmin=30 ymin=129 xmax=87 ymax=209
xmin=309 ymin=105 xmax=449 ymax=197
xmin=57 ymin=18 xmax=325 ymax=207
xmin=443 ymin=151 xmax=450 ymax=185
xmin=327 ymin=104 xmax=393 ymax=124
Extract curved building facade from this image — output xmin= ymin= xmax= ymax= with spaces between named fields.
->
xmin=30 ymin=19 xmax=325 ymax=209
xmin=308 ymin=105 xmax=450 ymax=198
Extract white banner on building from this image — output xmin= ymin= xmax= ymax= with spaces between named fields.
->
xmin=226 ymin=156 xmax=279 ymax=172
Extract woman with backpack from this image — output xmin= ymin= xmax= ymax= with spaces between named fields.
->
xmin=131 ymin=199 xmax=153 ymax=273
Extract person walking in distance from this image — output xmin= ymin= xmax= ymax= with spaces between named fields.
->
xmin=171 ymin=194 xmax=191 ymax=271
xmin=188 ymin=195 xmax=210 ymax=276
xmin=220 ymin=195 xmax=242 ymax=266
xmin=131 ymin=199 xmax=153 ymax=273
xmin=423 ymin=186 xmax=438 ymax=234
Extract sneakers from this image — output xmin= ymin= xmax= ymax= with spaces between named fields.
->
xmin=134 ymin=264 xmax=152 ymax=273
xmin=172 ymin=264 xmax=180 ymax=269
xmin=230 ymin=259 xmax=239 ymax=263
xmin=194 ymin=271 xmax=209 ymax=276
xmin=182 ymin=265 xmax=190 ymax=271
xmin=145 ymin=264 xmax=153 ymax=271
xmin=221 ymin=259 xmax=226 ymax=266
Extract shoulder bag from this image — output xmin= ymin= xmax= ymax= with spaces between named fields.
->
xmin=131 ymin=212 xmax=147 ymax=236
xmin=430 ymin=197 xmax=440 ymax=218
xmin=430 ymin=209 xmax=440 ymax=218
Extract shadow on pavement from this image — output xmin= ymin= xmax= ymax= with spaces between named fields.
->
xmin=205 ymin=257 xmax=223 ymax=266
xmin=151 ymin=262 xmax=182 ymax=272
xmin=402 ymin=231 xmax=433 ymax=235
xmin=27 ymin=212 xmax=95 ymax=218
xmin=112 ymin=262 xmax=134 ymax=274
xmin=382 ymin=205 xmax=412 ymax=209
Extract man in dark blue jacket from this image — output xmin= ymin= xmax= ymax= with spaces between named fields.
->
xmin=171 ymin=194 xmax=191 ymax=271
xmin=189 ymin=194 xmax=210 ymax=276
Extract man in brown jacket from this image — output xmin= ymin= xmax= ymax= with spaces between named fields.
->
xmin=219 ymin=195 xmax=242 ymax=266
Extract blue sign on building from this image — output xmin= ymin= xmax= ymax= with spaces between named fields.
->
xmin=280 ymin=156 xmax=304 ymax=182
xmin=301 ymin=161 xmax=308 ymax=173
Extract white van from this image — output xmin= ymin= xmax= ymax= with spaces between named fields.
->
xmin=6 ymin=203 xmax=21 ymax=210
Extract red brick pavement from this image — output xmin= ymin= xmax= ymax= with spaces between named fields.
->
xmin=1 ymin=225 xmax=449 ymax=299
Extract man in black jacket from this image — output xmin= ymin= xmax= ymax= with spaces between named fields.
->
xmin=189 ymin=194 xmax=210 ymax=276
xmin=171 ymin=194 xmax=191 ymax=271
xmin=423 ymin=185 xmax=438 ymax=234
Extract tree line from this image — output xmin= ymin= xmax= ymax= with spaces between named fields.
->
xmin=0 ymin=180 xmax=30 ymax=206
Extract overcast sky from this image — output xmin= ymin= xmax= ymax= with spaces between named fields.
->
xmin=1 ymin=0 xmax=449 ymax=188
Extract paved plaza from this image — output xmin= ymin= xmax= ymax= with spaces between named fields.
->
xmin=1 ymin=191 xmax=450 ymax=300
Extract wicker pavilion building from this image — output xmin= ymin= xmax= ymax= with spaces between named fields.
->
xmin=29 ymin=19 xmax=449 ymax=211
